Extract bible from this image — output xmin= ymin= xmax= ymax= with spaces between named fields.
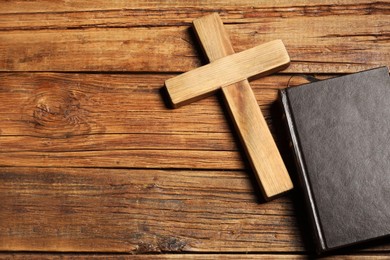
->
xmin=280 ymin=67 xmax=390 ymax=253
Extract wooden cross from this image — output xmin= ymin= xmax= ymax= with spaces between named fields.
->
xmin=165 ymin=13 xmax=293 ymax=200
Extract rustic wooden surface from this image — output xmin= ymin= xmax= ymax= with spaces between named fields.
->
xmin=0 ymin=0 xmax=389 ymax=259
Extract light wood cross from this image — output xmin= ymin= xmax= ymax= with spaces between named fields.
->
xmin=165 ymin=13 xmax=293 ymax=200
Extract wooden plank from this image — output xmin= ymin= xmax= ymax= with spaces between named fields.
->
xmin=0 ymin=73 xmax=311 ymax=169
xmin=0 ymin=72 xmax=301 ymax=128
xmin=0 ymin=150 xmax=243 ymax=169
xmin=0 ymin=167 xmax=302 ymax=252
xmin=0 ymin=4 xmax=388 ymax=72
xmin=2 ymin=253 xmax=390 ymax=260
xmin=165 ymin=39 xmax=290 ymax=107
xmin=0 ymin=133 xmax=236 ymax=152
xmin=0 ymin=0 xmax=378 ymax=13
xmin=1 ymin=167 xmax=389 ymax=253
xmin=0 ymin=73 xmax=227 ymax=136
xmin=192 ymin=13 xmax=292 ymax=200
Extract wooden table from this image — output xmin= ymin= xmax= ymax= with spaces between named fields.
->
xmin=0 ymin=1 xmax=389 ymax=259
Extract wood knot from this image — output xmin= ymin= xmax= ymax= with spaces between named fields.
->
xmin=23 ymin=83 xmax=102 ymax=138
xmin=157 ymin=236 xmax=186 ymax=252
xmin=134 ymin=236 xmax=187 ymax=253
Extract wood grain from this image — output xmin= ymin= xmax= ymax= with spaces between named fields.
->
xmin=2 ymin=253 xmax=390 ymax=260
xmin=192 ymin=13 xmax=292 ymax=200
xmin=1 ymin=0 xmax=389 ymax=257
xmin=0 ymin=0 xmax=380 ymax=13
xmin=0 ymin=167 xmax=302 ymax=252
xmin=0 ymin=73 xmax=315 ymax=169
xmin=0 ymin=73 xmax=285 ymax=131
xmin=165 ymin=39 xmax=290 ymax=107
xmin=1 ymin=167 xmax=389 ymax=253
xmin=0 ymin=72 xmax=296 ymax=169
xmin=0 ymin=1 xmax=388 ymax=73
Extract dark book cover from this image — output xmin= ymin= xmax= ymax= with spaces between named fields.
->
xmin=279 ymin=67 xmax=390 ymax=253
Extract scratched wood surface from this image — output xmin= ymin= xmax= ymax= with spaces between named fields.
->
xmin=0 ymin=0 xmax=389 ymax=259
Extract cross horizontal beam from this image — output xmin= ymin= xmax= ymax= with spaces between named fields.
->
xmin=165 ymin=39 xmax=290 ymax=108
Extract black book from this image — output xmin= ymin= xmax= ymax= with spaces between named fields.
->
xmin=279 ymin=67 xmax=390 ymax=253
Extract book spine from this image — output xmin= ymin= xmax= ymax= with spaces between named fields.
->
xmin=279 ymin=89 xmax=327 ymax=253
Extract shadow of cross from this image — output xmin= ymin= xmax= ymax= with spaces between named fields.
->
xmin=164 ymin=13 xmax=293 ymax=201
